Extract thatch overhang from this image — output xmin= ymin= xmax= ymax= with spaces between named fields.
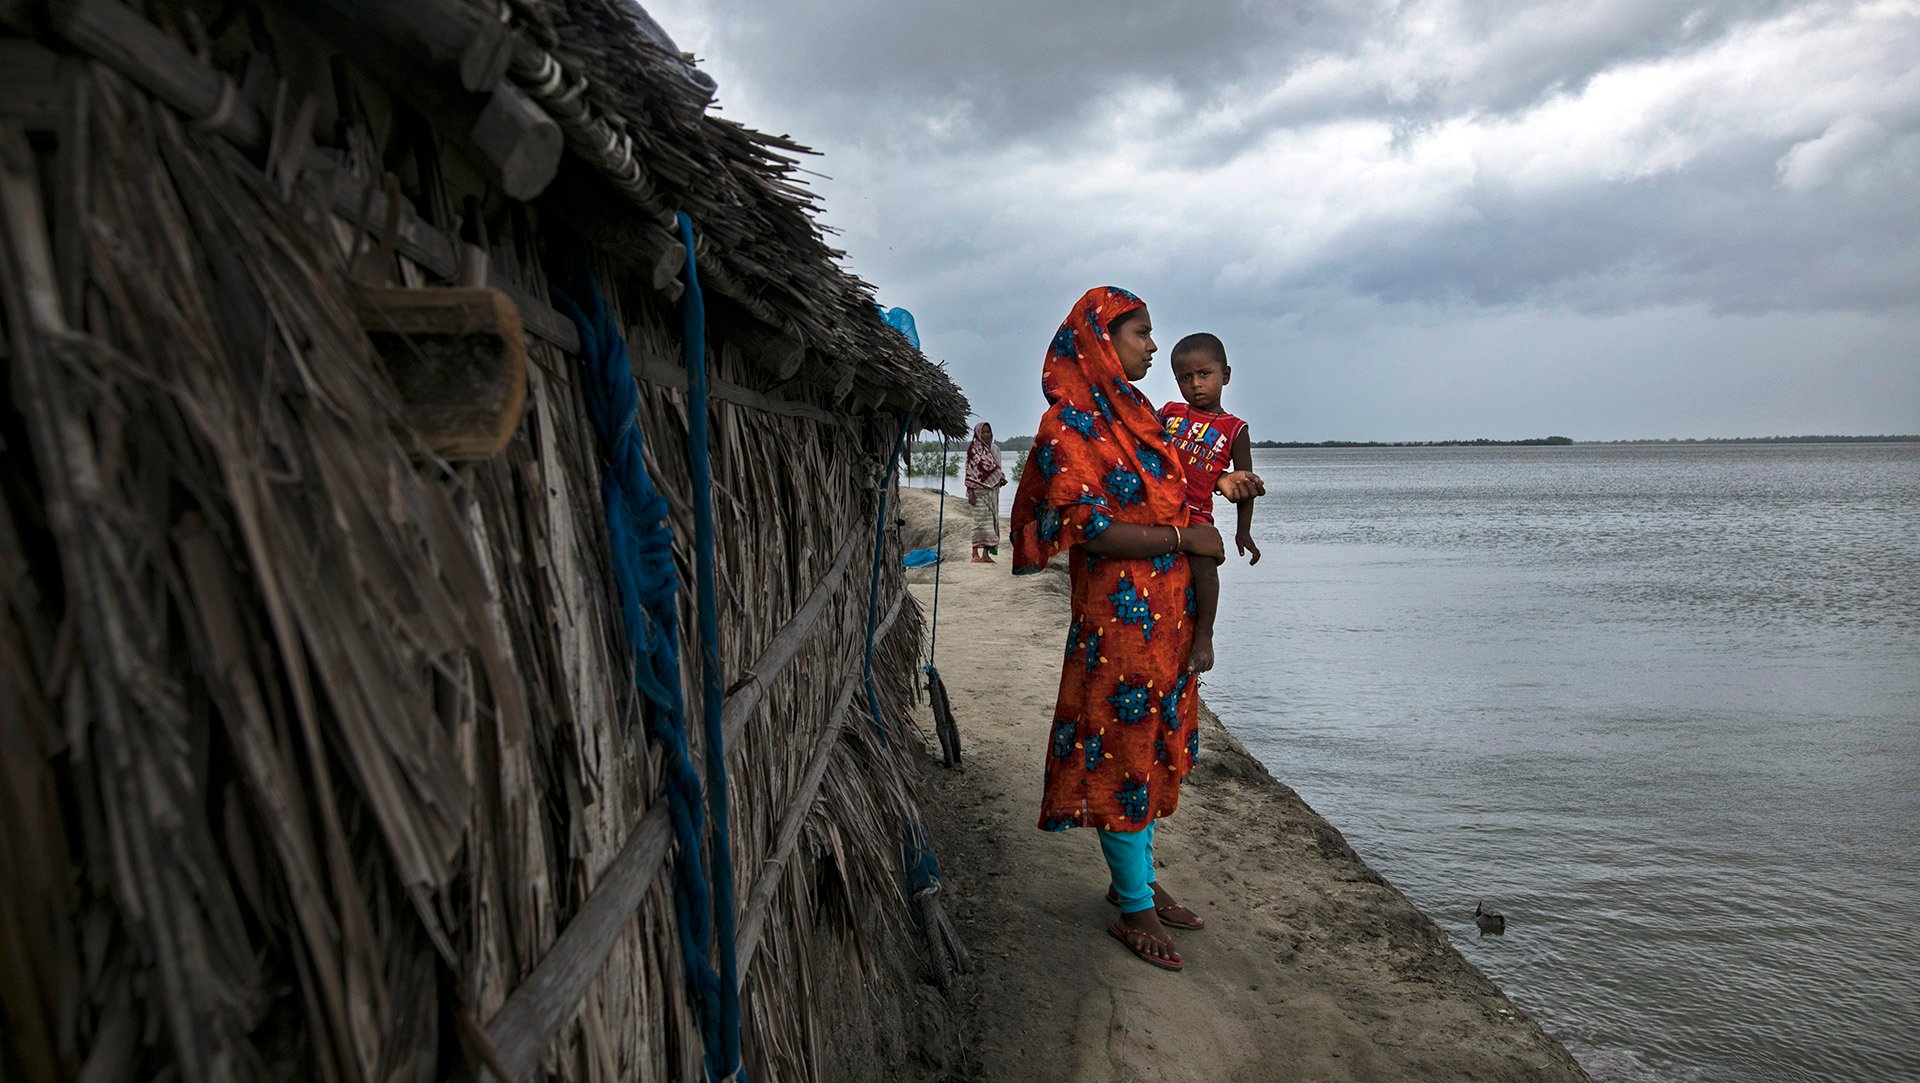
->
xmin=273 ymin=0 xmax=970 ymax=433
xmin=1 ymin=1 xmax=971 ymax=1081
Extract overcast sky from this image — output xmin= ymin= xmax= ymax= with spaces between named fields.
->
xmin=648 ymin=0 xmax=1919 ymax=440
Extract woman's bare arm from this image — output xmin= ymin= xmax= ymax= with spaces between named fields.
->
xmin=1081 ymin=521 xmax=1224 ymax=562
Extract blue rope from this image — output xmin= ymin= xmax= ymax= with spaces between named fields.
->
xmin=863 ymin=414 xmax=914 ymax=748
xmin=550 ymin=241 xmax=743 ymax=1081
xmin=858 ymin=415 xmax=944 ymax=898
xmin=926 ymin=435 xmax=948 ymax=669
xmin=676 ymin=211 xmax=747 ymax=1081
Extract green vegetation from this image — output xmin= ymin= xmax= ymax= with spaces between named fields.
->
xmin=1251 ymin=436 xmax=1575 ymax=448
xmin=1592 ymin=434 xmax=1920 ymax=444
xmin=906 ymin=440 xmax=959 ymax=477
xmin=995 ymin=433 xmax=1918 ymax=450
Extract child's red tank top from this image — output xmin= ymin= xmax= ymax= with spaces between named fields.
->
xmin=1160 ymin=402 xmax=1247 ymax=525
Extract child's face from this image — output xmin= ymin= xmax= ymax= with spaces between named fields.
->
xmin=1172 ymin=350 xmax=1230 ymax=411
xmin=1112 ymin=308 xmax=1157 ymax=381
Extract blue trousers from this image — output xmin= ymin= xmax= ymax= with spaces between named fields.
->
xmin=1099 ymin=821 xmax=1158 ymax=913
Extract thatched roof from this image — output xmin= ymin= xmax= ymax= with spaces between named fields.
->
xmin=10 ymin=0 xmax=966 ymax=429
xmin=507 ymin=0 xmax=970 ymax=432
xmin=5 ymin=0 xmax=984 ymax=1078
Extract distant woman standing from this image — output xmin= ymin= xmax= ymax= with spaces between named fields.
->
xmin=965 ymin=421 xmax=1008 ymax=562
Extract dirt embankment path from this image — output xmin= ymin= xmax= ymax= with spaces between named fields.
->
xmin=898 ymin=488 xmax=1589 ymax=1083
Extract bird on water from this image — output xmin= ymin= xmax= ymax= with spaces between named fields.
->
xmin=1474 ymin=902 xmax=1506 ymax=936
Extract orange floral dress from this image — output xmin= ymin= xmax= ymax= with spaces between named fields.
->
xmin=1010 ymin=287 xmax=1199 ymax=833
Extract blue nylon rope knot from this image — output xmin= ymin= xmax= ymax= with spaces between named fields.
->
xmin=552 ymin=253 xmax=744 ymax=1081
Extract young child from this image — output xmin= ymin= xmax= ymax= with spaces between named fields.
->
xmin=1161 ymin=333 xmax=1261 ymax=673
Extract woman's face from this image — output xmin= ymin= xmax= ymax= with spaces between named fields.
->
xmin=1112 ymin=307 xmax=1157 ymax=381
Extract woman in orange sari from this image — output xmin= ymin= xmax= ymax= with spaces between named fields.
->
xmin=1010 ymin=286 xmax=1254 ymax=971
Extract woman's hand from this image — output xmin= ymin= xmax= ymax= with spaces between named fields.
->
xmin=1180 ymin=523 xmax=1225 ymax=563
xmin=1217 ymin=470 xmax=1265 ymax=502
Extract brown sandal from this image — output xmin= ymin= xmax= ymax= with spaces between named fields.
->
xmin=1107 ymin=920 xmax=1184 ymax=971
xmin=1105 ymin=888 xmax=1207 ymax=930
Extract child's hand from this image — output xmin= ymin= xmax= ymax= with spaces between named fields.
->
xmin=1179 ymin=523 xmax=1226 ymax=563
xmin=1217 ymin=470 xmax=1265 ymax=502
xmin=1187 ymin=632 xmax=1215 ymax=674
xmin=1237 ymin=531 xmax=1261 ymax=565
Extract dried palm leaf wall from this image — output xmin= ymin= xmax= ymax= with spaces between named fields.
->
xmin=1 ymin=4 xmax=962 ymax=1080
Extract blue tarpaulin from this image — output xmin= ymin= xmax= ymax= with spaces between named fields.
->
xmin=879 ymin=305 xmax=920 ymax=349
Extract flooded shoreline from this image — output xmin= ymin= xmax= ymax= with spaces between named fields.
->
xmin=1205 ymin=442 xmax=1920 ymax=1082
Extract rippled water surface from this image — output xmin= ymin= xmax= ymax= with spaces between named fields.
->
xmin=1187 ymin=444 xmax=1920 ymax=1082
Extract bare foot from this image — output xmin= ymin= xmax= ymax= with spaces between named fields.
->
xmin=1187 ymin=632 xmax=1215 ymax=673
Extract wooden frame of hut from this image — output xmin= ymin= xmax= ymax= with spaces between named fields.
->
xmin=0 ymin=1 xmax=970 ymax=1079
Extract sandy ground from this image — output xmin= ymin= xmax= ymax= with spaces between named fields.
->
xmin=897 ymin=488 xmax=1590 ymax=1083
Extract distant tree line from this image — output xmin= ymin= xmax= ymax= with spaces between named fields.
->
xmin=989 ymin=433 xmax=1917 ymax=450
xmin=992 ymin=434 xmax=1573 ymax=448
xmin=1251 ymin=436 xmax=1575 ymax=448
xmin=1591 ymin=435 xmax=1920 ymax=444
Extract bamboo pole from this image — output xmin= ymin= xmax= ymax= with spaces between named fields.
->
xmin=261 ymin=0 xmax=562 ymax=199
xmin=733 ymin=657 xmax=856 ymax=967
xmin=480 ymin=585 xmax=913 ymax=1081
xmin=479 ymin=807 xmax=673 ymax=1081
xmin=732 ymin=583 xmax=915 ymax=988
xmin=719 ymin=527 xmax=864 ymax=747
xmin=38 ymin=0 xmax=268 ymax=149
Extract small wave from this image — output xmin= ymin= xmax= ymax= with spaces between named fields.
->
xmin=1571 ymin=1043 xmax=1703 ymax=1083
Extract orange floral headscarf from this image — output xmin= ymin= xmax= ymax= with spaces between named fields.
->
xmin=1009 ymin=287 xmax=1189 ymax=573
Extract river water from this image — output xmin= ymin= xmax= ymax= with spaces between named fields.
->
xmin=925 ymin=442 xmax=1918 ymax=1080
xmin=1192 ymin=443 xmax=1920 ymax=1083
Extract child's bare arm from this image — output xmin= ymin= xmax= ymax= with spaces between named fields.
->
xmin=1188 ymin=553 xmax=1219 ymax=673
xmin=1230 ymin=429 xmax=1261 ymax=565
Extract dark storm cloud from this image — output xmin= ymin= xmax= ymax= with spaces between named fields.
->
xmin=649 ymin=0 xmax=1920 ymax=438
xmin=691 ymin=0 xmax=1352 ymax=144
xmin=1323 ymin=128 xmax=1920 ymax=315
xmin=687 ymin=1 xmax=1817 ymax=145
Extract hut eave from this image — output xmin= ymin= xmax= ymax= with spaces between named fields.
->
xmin=266 ymin=0 xmax=970 ymax=431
